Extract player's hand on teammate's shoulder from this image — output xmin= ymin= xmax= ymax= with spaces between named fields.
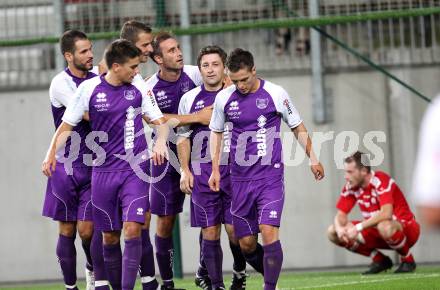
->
xmin=196 ymin=105 xmax=213 ymax=126
xmin=180 ymin=168 xmax=194 ymax=195
xmin=42 ymin=149 xmax=57 ymax=177
xmin=311 ymin=162 xmax=325 ymax=180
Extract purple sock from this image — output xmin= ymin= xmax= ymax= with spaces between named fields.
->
xmin=243 ymin=243 xmax=264 ymax=275
xmin=155 ymin=234 xmax=174 ymax=287
xmin=263 ymin=241 xmax=283 ymax=290
xmin=140 ymin=229 xmax=159 ymax=290
xmin=82 ymin=238 xmax=93 ymax=271
xmin=91 ymin=231 xmax=110 ymax=290
xmin=56 ymin=235 xmax=77 ymax=289
xmin=203 ymin=239 xmax=224 ymax=288
xmin=229 ymin=241 xmax=246 ymax=272
xmin=122 ymin=237 xmax=142 ymax=290
xmin=103 ymin=242 xmax=122 ymax=290
xmin=197 ymin=231 xmax=208 ymax=277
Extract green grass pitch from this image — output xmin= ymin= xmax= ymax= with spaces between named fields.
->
xmin=1 ymin=266 xmax=439 ymax=290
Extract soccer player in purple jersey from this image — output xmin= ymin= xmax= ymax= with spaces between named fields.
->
xmin=118 ymin=20 xmax=160 ymax=290
xmin=145 ymin=32 xmax=211 ymax=290
xmin=41 ymin=30 xmax=100 ymax=290
xmin=209 ymin=49 xmax=324 ymax=290
xmin=177 ymin=46 xmax=250 ymax=290
xmin=42 ymin=40 xmax=168 ymax=290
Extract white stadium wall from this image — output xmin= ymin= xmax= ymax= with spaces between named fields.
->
xmin=1 ymin=67 xmax=440 ymax=283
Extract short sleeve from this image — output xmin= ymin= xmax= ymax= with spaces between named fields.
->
xmin=184 ymin=65 xmax=203 ymax=86
xmin=140 ymin=89 xmax=163 ymax=122
xmin=273 ymin=87 xmax=302 ymax=129
xmin=49 ymin=75 xmax=75 ymax=108
xmin=336 ymin=186 xmax=357 ymax=214
xmin=176 ymin=89 xmax=197 ymax=138
xmin=209 ymin=91 xmax=228 ymax=132
xmin=62 ymin=81 xmax=91 ymax=126
xmin=132 ymin=75 xmax=163 ymax=121
xmin=374 ymin=173 xmax=395 ymax=206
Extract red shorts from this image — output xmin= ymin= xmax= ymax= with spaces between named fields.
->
xmin=352 ymin=219 xmax=420 ymax=249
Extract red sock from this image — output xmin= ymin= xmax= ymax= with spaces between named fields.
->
xmin=386 ymin=230 xmax=409 ymax=256
xmin=371 ymin=250 xmax=386 ymax=263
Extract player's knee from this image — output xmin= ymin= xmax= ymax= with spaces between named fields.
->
xmin=103 ymin=232 xmax=120 ymax=245
xmin=157 ymin=215 xmax=176 ymax=237
xmin=260 ymin=225 xmax=279 ymax=245
xmin=123 ymin=222 xmax=142 ymax=240
xmin=202 ymin=225 xmax=221 ymax=240
xmin=327 ymin=224 xmax=338 ymax=242
xmin=377 ymin=221 xmax=395 ymax=239
xmin=59 ymin=221 xmax=76 ymax=237
xmin=77 ymin=222 xmax=93 ymax=241
xmin=239 ymin=237 xmax=257 ymax=254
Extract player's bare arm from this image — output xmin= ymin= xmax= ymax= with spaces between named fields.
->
xmin=292 ymin=122 xmax=324 ymax=180
xmin=145 ymin=116 xmax=169 ymax=166
xmin=347 ymin=204 xmax=394 ymax=240
xmin=177 ymin=136 xmax=193 ymax=194
xmin=42 ymin=122 xmax=74 ymax=177
xmin=164 ymin=105 xmax=213 ymax=127
xmin=208 ymin=131 xmax=223 ymax=192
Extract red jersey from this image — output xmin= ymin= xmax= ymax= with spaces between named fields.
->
xmin=336 ymin=171 xmax=415 ymax=222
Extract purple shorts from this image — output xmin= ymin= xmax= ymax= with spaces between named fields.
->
xmin=42 ymin=164 xmax=92 ymax=222
xmin=149 ymin=161 xmax=185 ymax=216
xmin=92 ymin=169 xmax=149 ymax=231
xmin=190 ymin=169 xmax=232 ymax=228
xmin=231 ymin=175 xmax=285 ymax=239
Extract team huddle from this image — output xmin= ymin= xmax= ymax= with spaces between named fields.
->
xmin=41 ymin=21 xmax=419 ymax=290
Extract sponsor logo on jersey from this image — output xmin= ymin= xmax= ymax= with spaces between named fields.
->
xmin=256 ymin=115 xmax=267 ymax=157
xmin=195 ymin=99 xmax=205 ymax=110
xmin=94 ymin=92 xmax=109 ymax=111
xmin=156 ymin=90 xmax=167 ymax=101
xmin=256 ymin=97 xmax=269 ymax=109
xmin=137 ymin=208 xmax=144 ymax=215
xmin=124 ymin=106 xmax=136 ymax=150
xmin=283 ymin=99 xmax=293 ymax=115
xmin=181 ymin=81 xmax=190 ymax=93
xmin=124 ymin=89 xmax=136 ymax=101
xmin=96 ymin=92 xmax=107 ymax=103
xmin=223 ymin=123 xmax=231 ymax=153
xmin=269 ymin=210 xmax=278 ymax=219
xmin=229 ymin=100 xmax=239 ymax=111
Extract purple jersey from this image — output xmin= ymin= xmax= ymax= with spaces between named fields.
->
xmin=62 ymin=75 xmax=163 ymax=172
xmin=145 ymin=65 xmax=202 ymax=172
xmin=49 ymin=67 xmax=98 ymax=167
xmin=210 ymin=79 xmax=302 ymax=181
xmin=178 ymin=85 xmax=230 ymax=179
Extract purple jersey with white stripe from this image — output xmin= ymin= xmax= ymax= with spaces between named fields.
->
xmin=210 ymin=79 xmax=302 ymax=181
xmin=145 ymin=65 xmax=202 ymax=173
xmin=62 ymin=75 xmax=163 ymax=172
xmin=178 ymin=85 xmax=230 ymax=179
xmin=49 ymin=67 xmax=98 ymax=167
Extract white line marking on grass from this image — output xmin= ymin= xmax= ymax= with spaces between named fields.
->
xmin=283 ymin=273 xmax=440 ymax=290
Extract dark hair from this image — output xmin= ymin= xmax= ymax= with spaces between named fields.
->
xmin=197 ymin=45 xmax=227 ymax=68
xmin=344 ymin=151 xmax=371 ymax=173
xmin=104 ymin=39 xmax=141 ymax=68
xmin=226 ymin=48 xmax=254 ymax=72
xmin=120 ymin=20 xmax=152 ymax=44
xmin=60 ymin=30 xmax=88 ymax=55
xmin=150 ymin=31 xmax=175 ymax=63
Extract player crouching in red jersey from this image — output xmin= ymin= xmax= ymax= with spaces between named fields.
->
xmin=327 ymin=151 xmax=420 ymax=274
